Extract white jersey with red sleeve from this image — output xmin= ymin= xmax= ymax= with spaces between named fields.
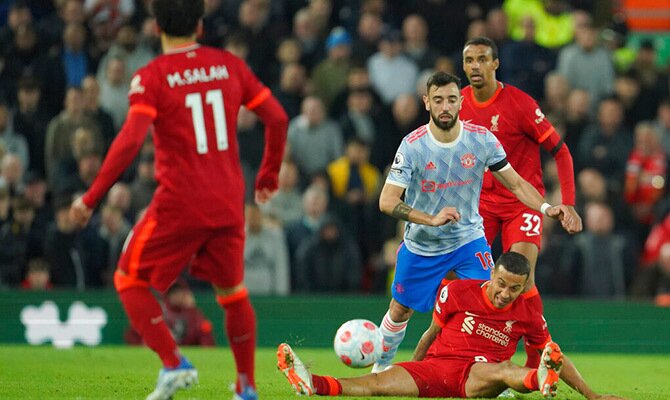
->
xmin=126 ymin=44 xmax=271 ymax=227
xmin=429 ymin=279 xmax=550 ymax=363
xmin=460 ymin=83 xmax=560 ymax=205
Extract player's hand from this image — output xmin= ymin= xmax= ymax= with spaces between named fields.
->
xmin=544 ymin=204 xmax=565 ymax=221
xmin=69 ymin=196 xmax=93 ymax=228
xmin=255 ymin=188 xmax=277 ymax=205
xmin=431 ymin=207 xmax=460 ymax=226
xmin=562 ymin=205 xmax=583 ymax=234
xmin=547 ymin=204 xmax=580 ymax=234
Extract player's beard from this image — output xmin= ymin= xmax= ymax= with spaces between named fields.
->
xmin=431 ymin=110 xmax=458 ymax=131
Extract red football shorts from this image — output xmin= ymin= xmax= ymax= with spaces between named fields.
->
xmin=116 ymin=207 xmax=245 ymax=293
xmin=480 ymin=200 xmax=543 ymax=251
xmin=396 ymin=357 xmax=475 ymax=398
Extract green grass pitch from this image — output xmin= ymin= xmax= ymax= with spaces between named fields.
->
xmin=1 ymin=345 xmax=667 ymax=399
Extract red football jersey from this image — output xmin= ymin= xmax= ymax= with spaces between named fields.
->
xmin=429 ymin=279 xmax=550 ymax=363
xmin=460 ymin=83 xmax=555 ymax=205
xmin=128 ymin=44 xmax=269 ymax=226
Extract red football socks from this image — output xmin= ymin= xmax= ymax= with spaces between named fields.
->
xmin=219 ymin=292 xmax=257 ymax=392
xmin=312 ymin=374 xmax=343 ymax=396
xmin=118 ymin=287 xmax=181 ymax=368
xmin=523 ymin=369 xmax=539 ymax=391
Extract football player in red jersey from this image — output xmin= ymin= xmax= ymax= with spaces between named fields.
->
xmin=459 ymin=36 xmax=582 ymax=370
xmin=69 ymin=1 xmax=288 ymax=399
xmin=277 ymin=252 xmax=625 ymax=400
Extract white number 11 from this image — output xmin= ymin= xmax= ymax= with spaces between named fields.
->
xmin=185 ymin=89 xmax=228 ymax=154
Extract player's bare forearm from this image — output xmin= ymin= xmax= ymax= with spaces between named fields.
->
xmin=512 ymin=180 xmax=545 ymax=212
xmin=379 ymin=184 xmax=459 ymax=226
xmin=387 ymin=201 xmax=436 ymax=225
xmin=493 ymin=169 xmax=544 ymax=212
xmin=558 ymin=355 xmax=599 ymax=399
xmin=378 ymin=184 xmax=415 ymax=221
xmin=392 ymin=202 xmax=412 ymax=220
xmin=411 ymin=321 xmax=440 ymax=361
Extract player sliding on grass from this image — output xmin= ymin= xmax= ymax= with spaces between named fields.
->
xmin=371 ymin=71 xmax=578 ymax=374
xmin=69 ymin=0 xmax=288 ymax=399
xmin=278 ymin=252 xmax=625 ymax=399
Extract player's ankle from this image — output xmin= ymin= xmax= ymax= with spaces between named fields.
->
xmin=312 ymin=375 xmax=342 ymax=396
xmin=523 ymin=369 xmax=539 ymax=391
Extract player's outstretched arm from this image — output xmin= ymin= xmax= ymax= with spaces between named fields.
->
xmin=379 ymin=182 xmax=460 ymax=226
xmin=412 ymin=318 xmax=441 ymax=361
xmin=558 ymin=354 xmax=627 ymax=400
xmin=492 ymin=166 xmax=576 ymax=229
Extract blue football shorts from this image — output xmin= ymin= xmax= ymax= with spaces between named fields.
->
xmin=391 ymin=236 xmax=492 ymax=313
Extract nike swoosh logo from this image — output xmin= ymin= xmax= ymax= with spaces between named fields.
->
xmin=465 ymin=312 xmax=480 ymax=317
xmin=150 ymin=316 xmax=163 ymax=325
xmin=463 ymin=119 xmax=472 ymax=123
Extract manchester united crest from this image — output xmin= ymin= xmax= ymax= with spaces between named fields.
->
xmin=460 ymin=153 xmax=476 ymax=169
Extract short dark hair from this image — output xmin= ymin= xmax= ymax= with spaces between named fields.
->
xmin=495 ymin=252 xmax=530 ymax=277
xmin=464 ymin=36 xmax=499 ymax=60
xmin=426 ymin=71 xmax=461 ymax=93
xmin=18 ymin=75 xmax=40 ymax=92
xmin=152 ymin=0 xmax=204 ymax=37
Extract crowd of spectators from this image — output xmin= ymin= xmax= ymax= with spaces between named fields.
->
xmin=0 ymin=0 xmax=669 ymax=304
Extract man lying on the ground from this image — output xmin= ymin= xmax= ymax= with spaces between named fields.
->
xmin=278 ymin=251 xmax=625 ymax=399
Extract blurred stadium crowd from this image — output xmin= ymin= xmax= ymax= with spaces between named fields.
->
xmin=0 ymin=0 xmax=669 ymax=303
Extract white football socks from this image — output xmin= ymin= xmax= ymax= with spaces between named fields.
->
xmin=374 ymin=311 xmax=408 ymax=370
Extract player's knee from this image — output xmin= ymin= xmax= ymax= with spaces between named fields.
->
xmin=113 ymin=270 xmax=149 ymax=293
xmin=215 ymin=284 xmax=248 ymax=308
xmin=492 ymin=360 xmax=517 ymax=381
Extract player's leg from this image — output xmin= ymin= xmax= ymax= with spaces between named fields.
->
xmin=373 ymin=243 xmax=446 ymax=372
xmin=277 ymin=343 xmax=419 ymax=397
xmin=501 ymin=208 xmax=543 ymax=290
xmin=480 ymin=202 xmax=503 ymax=251
xmin=503 ymin=209 xmax=544 ymax=369
xmin=465 ymin=361 xmax=535 ymax=397
xmin=115 ymin=213 xmax=202 ymax=399
xmin=373 ymin=298 xmax=413 ymax=372
xmin=193 ymin=224 xmax=257 ymax=400
xmin=509 ymin=242 xmax=539 ymax=289
xmin=465 ymin=342 xmax=563 ymax=399
xmin=214 ymin=283 xmax=257 ymax=399
xmin=510 ymin=242 xmax=543 ymax=367
xmin=339 ymin=366 xmax=419 ymax=397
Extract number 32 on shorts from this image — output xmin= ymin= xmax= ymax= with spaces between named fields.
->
xmin=520 ymin=212 xmax=541 ymax=236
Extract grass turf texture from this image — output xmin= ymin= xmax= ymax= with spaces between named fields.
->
xmin=1 ymin=345 xmax=667 ymax=399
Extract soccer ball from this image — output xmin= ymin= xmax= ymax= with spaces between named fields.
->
xmin=333 ymin=319 xmax=383 ymax=368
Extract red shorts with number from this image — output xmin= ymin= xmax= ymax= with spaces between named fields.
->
xmin=480 ymin=200 xmax=543 ymax=251
xmin=115 ymin=206 xmax=245 ymax=293
xmin=396 ymin=357 xmax=475 ymax=398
